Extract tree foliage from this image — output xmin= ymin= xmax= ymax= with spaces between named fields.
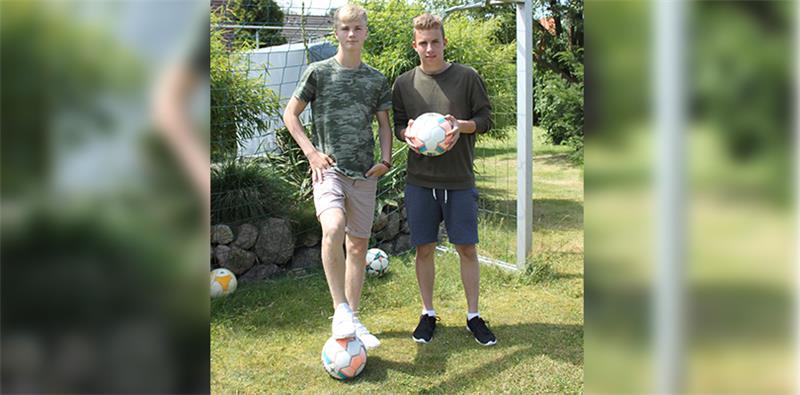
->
xmin=444 ymin=15 xmax=516 ymax=135
xmin=210 ymin=12 xmax=281 ymax=161
xmin=357 ymin=0 xmax=516 ymax=136
xmin=1 ymin=1 xmax=142 ymax=195
xmin=362 ymin=0 xmax=584 ymax=155
xmin=222 ymin=0 xmax=287 ymax=48
xmin=693 ymin=1 xmax=791 ymax=161
xmin=532 ymin=0 xmax=584 ymax=160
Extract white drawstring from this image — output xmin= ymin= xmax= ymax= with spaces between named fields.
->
xmin=431 ymin=189 xmax=448 ymax=204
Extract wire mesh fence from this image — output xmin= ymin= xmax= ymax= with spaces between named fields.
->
xmin=210 ymin=0 xmax=524 ymax=267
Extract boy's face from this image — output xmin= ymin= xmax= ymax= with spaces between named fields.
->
xmin=334 ymin=18 xmax=368 ymax=50
xmin=412 ymin=28 xmax=447 ymax=68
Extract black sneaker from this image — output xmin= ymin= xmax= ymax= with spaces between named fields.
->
xmin=412 ymin=314 xmax=439 ymax=344
xmin=467 ymin=316 xmax=497 ymax=346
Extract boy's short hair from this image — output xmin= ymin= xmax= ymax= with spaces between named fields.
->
xmin=413 ymin=13 xmax=445 ymax=40
xmin=334 ymin=4 xmax=368 ymax=28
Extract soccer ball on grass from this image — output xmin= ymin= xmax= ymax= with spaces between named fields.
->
xmin=365 ymin=248 xmax=389 ymax=277
xmin=321 ymin=336 xmax=367 ymax=380
xmin=210 ymin=268 xmax=237 ymax=298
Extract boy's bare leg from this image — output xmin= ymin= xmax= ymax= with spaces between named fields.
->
xmin=345 ymin=233 xmax=381 ymax=349
xmin=455 ymin=243 xmax=480 ymax=314
xmin=415 ymin=242 xmax=437 ymax=311
xmin=319 ymin=208 xmax=347 ymax=308
xmin=344 ymin=234 xmax=368 ymax=311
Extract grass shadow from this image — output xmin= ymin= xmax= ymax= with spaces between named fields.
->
xmin=358 ymin=322 xmax=583 ymax=387
xmin=475 ymin=145 xmax=516 ymax=159
xmin=477 ymin=198 xmax=584 ymax=232
xmin=538 ymin=152 xmax=578 ymax=168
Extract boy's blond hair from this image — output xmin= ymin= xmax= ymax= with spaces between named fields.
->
xmin=412 ymin=13 xmax=445 ymax=40
xmin=334 ymin=4 xmax=368 ymax=28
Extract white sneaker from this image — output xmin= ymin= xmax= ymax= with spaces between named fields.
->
xmin=354 ymin=318 xmax=381 ymax=350
xmin=331 ymin=303 xmax=356 ymax=339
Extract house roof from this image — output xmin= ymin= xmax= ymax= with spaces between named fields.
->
xmin=282 ymin=14 xmax=333 ymax=43
xmin=538 ymin=17 xmax=557 ymax=36
xmin=210 ymin=0 xmax=332 ymax=45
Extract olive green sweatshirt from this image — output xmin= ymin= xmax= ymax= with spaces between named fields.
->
xmin=392 ymin=63 xmax=493 ymax=190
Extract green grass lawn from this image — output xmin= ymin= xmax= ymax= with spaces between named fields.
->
xmin=585 ymin=125 xmax=794 ymax=393
xmin=211 ymin=127 xmax=584 ymax=394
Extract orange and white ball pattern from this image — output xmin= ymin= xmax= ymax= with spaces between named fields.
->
xmin=210 ymin=268 xmax=237 ymax=298
xmin=321 ymin=336 xmax=367 ymax=380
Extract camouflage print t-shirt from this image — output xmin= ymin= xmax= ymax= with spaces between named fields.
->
xmin=293 ymin=57 xmax=392 ymax=179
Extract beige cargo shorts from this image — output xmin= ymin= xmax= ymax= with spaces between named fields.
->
xmin=313 ymin=169 xmax=378 ymax=239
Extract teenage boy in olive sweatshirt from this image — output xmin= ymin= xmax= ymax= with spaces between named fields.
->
xmin=392 ymin=13 xmax=496 ymax=346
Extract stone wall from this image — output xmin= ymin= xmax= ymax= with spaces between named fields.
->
xmin=210 ymin=205 xmax=411 ymax=282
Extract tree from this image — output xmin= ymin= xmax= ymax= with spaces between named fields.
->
xmin=1 ymin=1 xmax=142 ymax=195
xmin=225 ymin=0 xmax=286 ymax=48
xmin=533 ymin=0 xmax=584 ymax=161
xmin=210 ymin=12 xmax=281 ymax=161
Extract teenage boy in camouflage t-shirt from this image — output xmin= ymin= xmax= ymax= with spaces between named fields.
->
xmin=282 ymin=3 xmax=392 ymax=350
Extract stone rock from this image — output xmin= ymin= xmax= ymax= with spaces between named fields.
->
xmin=211 ymin=224 xmax=234 ymax=245
xmin=374 ymin=211 xmax=401 ymax=241
xmin=239 ymin=264 xmax=283 ymax=283
xmin=301 ymin=231 xmax=321 ymax=248
xmin=289 ymin=246 xmax=322 ymax=271
xmin=233 ymin=223 xmax=258 ymax=249
xmin=377 ymin=241 xmax=394 ymax=255
xmin=221 ymin=246 xmax=256 ymax=275
xmin=372 ymin=212 xmax=388 ymax=232
xmin=213 ymin=245 xmax=231 ymax=267
xmin=254 ymin=218 xmax=294 ymax=266
xmin=399 ymin=205 xmax=410 ymax=233
xmin=394 ymin=234 xmax=412 ymax=254
xmin=400 ymin=219 xmax=410 ymax=234
xmin=210 ymin=245 xmax=216 ymax=268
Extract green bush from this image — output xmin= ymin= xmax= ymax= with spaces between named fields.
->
xmin=359 ymin=0 xmax=425 ymax=84
xmin=375 ymin=140 xmax=410 ymax=214
xmin=223 ymin=0 xmax=286 ymax=48
xmin=210 ymin=12 xmax=281 ymax=161
xmin=535 ymin=65 xmax=584 ymax=161
xmin=444 ymin=15 xmax=516 ymax=135
xmin=261 ymin=126 xmax=313 ymax=202
xmin=356 ymin=0 xmax=515 ymax=136
xmin=211 ymin=159 xmax=314 ymax=228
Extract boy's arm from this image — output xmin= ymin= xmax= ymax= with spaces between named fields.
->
xmin=376 ymin=110 xmax=393 ymax=164
xmin=391 ymin=81 xmax=422 ymax=154
xmin=467 ymin=71 xmax=493 ymax=134
xmin=391 ymin=82 xmax=409 ymax=141
xmin=282 ymin=96 xmax=334 ymax=184
xmin=442 ymin=71 xmax=492 ymax=151
xmin=365 ymin=110 xmax=393 ymax=178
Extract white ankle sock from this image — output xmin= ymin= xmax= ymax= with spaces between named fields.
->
xmin=467 ymin=312 xmax=480 ymax=321
xmin=422 ymin=308 xmax=436 ymax=317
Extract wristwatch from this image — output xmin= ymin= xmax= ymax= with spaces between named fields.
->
xmin=380 ymin=160 xmax=392 ymax=169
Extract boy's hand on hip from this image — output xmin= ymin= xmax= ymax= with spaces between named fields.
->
xmin=365 ymin=162 xmax=389 ymax=178
xmin=306 ymin=150 xmax=335 ymax=184
xmin=442 ymin=114 xmax=461 ymax=152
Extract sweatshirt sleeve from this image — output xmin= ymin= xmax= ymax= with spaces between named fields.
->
xmin=469 ymin=70 xmax=493 ymax=134
xmin=392 ymin=78 xmax=409 ymax=141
